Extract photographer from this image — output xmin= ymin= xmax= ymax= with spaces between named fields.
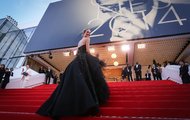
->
xmin=1 ymin=68 xmax=11 ymax=89
xmin=21 ymin=65 xmax=31 ymax=88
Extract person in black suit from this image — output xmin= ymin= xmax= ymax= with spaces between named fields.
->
xmin=53 ymin=74 xmax=58 ymax=84
xmin=157 ymin=63 xmax=162 ymax=80
xmin=1 ymin=68 xmax=11 ymax=89
xmin=39 ymin=66 xmax=45 ymax=73
xmin=59 ymin=71 xmax=64 ymax=84
xmin=151 ymin=64 xmax=158 ymax=80
xmin=179 ymin=61 xmax=190 ymax=84
xmin=121 ymin=67 xmax=127 ymax=81
xmin=145 ymin=70 xmax=151 ymax=80
xmin=45 ymin=67 xmax=53 ymax=84
xmin=0 ymin=64 xmax=5 ymax=84
xmin=134 ymin=62 xmax=142 ymax=81
xmin=125 ymin=64 xmax=133 ymax=82
xmin=151 ymin=59 xmax=159 ymax=80
xmin=10 ymin=68 xmax=14 ymax=77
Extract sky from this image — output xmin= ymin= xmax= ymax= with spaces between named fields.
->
xmin=0 ymin=0 xmax=62 ymax=29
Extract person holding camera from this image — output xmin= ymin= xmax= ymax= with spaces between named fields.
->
xmin=21 ymin=65 xmax=31 ymax=88
xmin=1 ymin=68 xmax=11 ymax=89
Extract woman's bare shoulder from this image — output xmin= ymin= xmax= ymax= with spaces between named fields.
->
xmin=78 ymin=37 xmax=90 ymax=47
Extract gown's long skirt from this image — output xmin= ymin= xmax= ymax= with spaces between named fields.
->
xmin=36 ymin=45 xmax=109 ymax=117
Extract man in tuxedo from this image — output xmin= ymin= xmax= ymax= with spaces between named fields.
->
xmin=1 ymin=68 xmax=11 ymax=89
xmin=45 ymin=67 xmax=53 ymax=84
xmin=125 ymin=64 xmax=133 ymax=82
xmin=151 ymin=64 xmax=158 ymax=80
xmin=0 ymin=64 xmax=5 ymax=84
xmin=179 ymin=61 xmax=190 ymax=84
xmin=121 ymin=67 xmax=127 ymax=81
xmin=134 ymin=62 xmax=142 ymax=81
xmin=53 ymin=74 xmax=58 ymax=84
xmin=157 ymin=64 xmax=162 ymax=80
xmin=39 ymin=66 xmax=45 ymax=74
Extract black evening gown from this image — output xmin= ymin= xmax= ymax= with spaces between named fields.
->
xmin=36 ymin=45 xmax=109 ymax=117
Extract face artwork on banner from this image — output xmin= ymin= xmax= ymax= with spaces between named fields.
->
xmin=89 ymin=0 xmax=190 ymax=41
xmin=24 ymin=0 xmax=190 ymax=53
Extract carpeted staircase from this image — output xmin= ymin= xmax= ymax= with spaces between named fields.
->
xmin=0 ymin=80 xmax=190 ymax=120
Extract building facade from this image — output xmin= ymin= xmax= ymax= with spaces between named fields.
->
xmin=0 ymin=16 xmax=35 ymax=68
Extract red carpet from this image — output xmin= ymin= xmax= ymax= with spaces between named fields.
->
xmin=0 ymin=80 xmax=190 ymax=120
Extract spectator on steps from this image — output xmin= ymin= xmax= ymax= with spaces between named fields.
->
xmin=179 ymin=61 xmax=190 ymax=84
xmin=59 ymin=71 xmax=64 ymax=84
xmin=151 ymin=59 xmax=159 ymax=80
xmin=145 ymin=70 xmax=151 ymax=80
xmin=10 ymin=68 xmax=14 ymax=77
xmin=45 ymin=67 xmax=53 ymax=84
xmin=134 ymin=62 xmax=142 ymax=81
xmin=121 ymin=67 xmax=127 ymax=81
xmin=1 ymin=68 xmax=11 ymax=89
xmin=53 ymin=74 xmax=58 ymax=84
xmin=21 ymin=65 xmax=31 ymax=88
xmin=0 ymin=64 xmax=5 ymax=85
xmin=157 ymin=63 xmax=162 ymax=80
xmin=39 ymin=66 xmax=45 ymax=74
xmin=125 ymin=64 xmax=133 ymax=82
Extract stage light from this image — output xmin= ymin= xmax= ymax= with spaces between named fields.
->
xmin=111 ymin=53 xmax=117 ymax=59
xmin=138 ymin=43 xmax=146 ymax=49
xmin=107 ymin=46 xmax=115 ymax=51
xmin=49 ymin=52 xmax=53 ymax=59
xmin=90 ymin=48 xmax=95 ymax=54
xmin=121 ymin=44 xmax=130 ymax=51
xmin=113 ymin=61 xmax=119 ymax=66
xmin=73 ymin=50 xmax=77 ymax=55
xmin=63 ymin=51 xmax=70 ymax=56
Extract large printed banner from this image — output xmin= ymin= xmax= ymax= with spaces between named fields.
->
xmin=24 ymin=0 xmax=190 ymax=53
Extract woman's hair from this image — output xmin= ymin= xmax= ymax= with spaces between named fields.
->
xmin=83 ymin=29 xmax=87 ymax=34
xmin=82 ymin=29 xmax=91 ymax=35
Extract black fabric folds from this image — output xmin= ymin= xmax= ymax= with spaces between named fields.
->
xmin=36 ymin=45 xmax=109 ymax=117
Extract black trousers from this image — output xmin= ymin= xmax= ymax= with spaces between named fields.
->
xmin=45 ymin=76 xmax=51 ymax=84
xmin=127 ymin=73 xmax=133 ymax=81
xmin=135 ymin=71 xmax=142 ymax=80
xmin=157 ymin=73 xmax=162 ymax=80
xmin=153 ymin=74 xmax=158 ymax=80
xmin=1 ymin=81 xmax=9 ymax=89
xmin=182 ymin=74 xmax=190 ymax=84
xmin=0 ymin=76 xmax=3 ymax=84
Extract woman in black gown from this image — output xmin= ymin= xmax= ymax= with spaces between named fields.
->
xmin=36 ymin=29 xmax=109 ymax=117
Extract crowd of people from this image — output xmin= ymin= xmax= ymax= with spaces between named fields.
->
xmin=0 ymin=28 xmax=189 ymax=120
xmin=121 ymin=59 xmax=190 ymax=83
xmin=38 ymin=66 xmax=59 ymax=84
xmin=0 ymin=64 xmax=60 ymax=89
xmin=179 ymin=60 xmax=190 ymax=84
xmin=121 ymin=60 xmax=163 ymax=81
xmin=1 ymin=57 xmax=189 ymax=90
xmin=1 ymin=58 xmax=188 ymax=90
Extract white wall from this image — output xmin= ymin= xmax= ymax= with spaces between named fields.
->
xmin=162 ymin=65 xmax=190 ymax=84
xmin=6 ymin=66 xmax=50 ymax=89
